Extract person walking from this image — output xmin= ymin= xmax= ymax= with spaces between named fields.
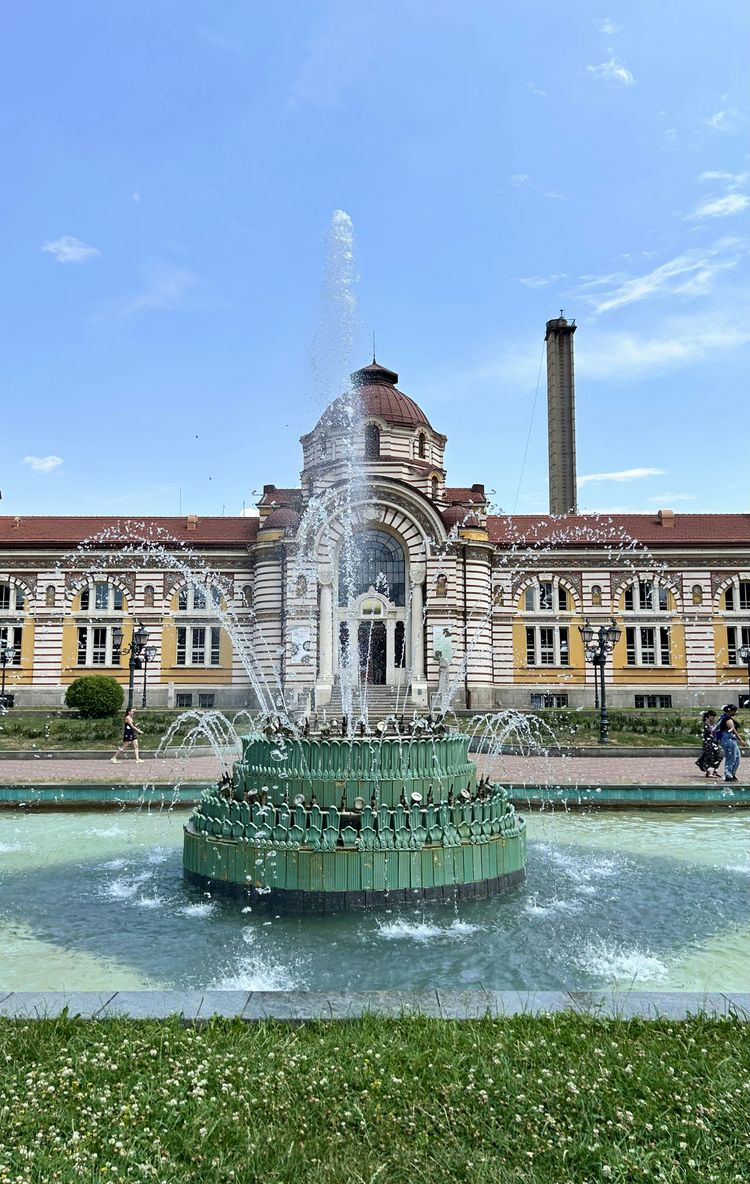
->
xmin=695 ymin=709 xmax=722 ymax=777
xmin=111 ymin=706 xmax=144 ymax=764
xmin=715 ymin=704 xmax=742 ymax=783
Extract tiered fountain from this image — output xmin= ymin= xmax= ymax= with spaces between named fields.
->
xmin=183 ymin=716 xmax=526 ymax=911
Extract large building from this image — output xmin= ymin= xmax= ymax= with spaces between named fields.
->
xmin=2 ymin=350 xmax=750 ymax=712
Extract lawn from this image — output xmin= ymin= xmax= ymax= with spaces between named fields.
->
xmin=0 ymin=1013 xmax=747 ymax=1183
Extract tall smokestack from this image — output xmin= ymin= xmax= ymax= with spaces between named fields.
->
xmin=545 ymin=314 xmax=577 ymax=516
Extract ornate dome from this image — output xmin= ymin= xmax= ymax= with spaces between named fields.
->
xmin=259 ymin=507 xmax=300 ymax=532
xmin=317 ymin=360 xmax=432 ymax=431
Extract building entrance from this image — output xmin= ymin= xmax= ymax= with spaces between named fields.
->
xmin=358 ymin=621 xmax=386 ymax=684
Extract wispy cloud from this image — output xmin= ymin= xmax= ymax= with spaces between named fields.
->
xmin=114 ymin=265 xmax=197 ymax=318
xmin=687 ymin=193 xmax=750 ymax=219
xmin=580 ymin=238 xmax=745 ymax=315
xmin=586 ymin=57 xmax=635 ymax=86
xmin=597 ymin=19 xmax=619 ymax=35
xmin=509 ymin=175 xmax=567 ymax=200
xmin=527 ymin=83 xmax=546 ymax=97
xmin=509 ymin=174 xmax=530 ymax=187
xmin=41 ymin=236 xmax=100 ymax=264
xmin=576 ymin=320 xmax=750 ymax=380
xmin=579 ymin=467 xmax=665 ymax=486
xmin=645 ymin=493 xmax=696 ymax=504
xmin=24 ymin=455 xmax=63 ymax=473
xmin=519 ymin=273 xmax=567 ymax=289
xmin=699 ymin=170 xmax=748 ymax=188
xmin=704 ymin=108 xmax=742 ymax=133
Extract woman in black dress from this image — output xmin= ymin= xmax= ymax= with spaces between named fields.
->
xmin=111 ymin=707 xmax=144 ymax=764
xmin=695 ymin=710 xmax=722 ymax=777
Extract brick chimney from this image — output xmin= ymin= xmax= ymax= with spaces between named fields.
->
xmin=657 ymin=509 xmax=675 ymax=528
xmin=545 ymin=314 xmax=578 ymax=516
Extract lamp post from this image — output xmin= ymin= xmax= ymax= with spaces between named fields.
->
xmin=579 ymin=618 xmax=622 ymax=744
xmin=0 ymin=641 xmax=17 ymax=707
xmin=739 ymin=644 xmax=750 ymax=710
xmin=141 ymin=644 xmax=157 ymax=708
xmin=112 ymin=621 xmax=150 ymax=712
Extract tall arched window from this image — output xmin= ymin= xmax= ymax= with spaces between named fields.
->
xmin=417 ymin=432 xmax=426 ymax=459
xmin=338 ymin=530 xmax=406 ymax=606
xmin=45 ymin=585 xmax=56 ymax=608
xmin=431 ymin=476 xmax=439 ymax=501
xmin=143 ymin=585 xmax=155 ymax=608
xmin=364 ymin=423 xmax=380 ymax=460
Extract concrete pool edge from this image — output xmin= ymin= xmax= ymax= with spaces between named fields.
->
xmin=1 ymin=989 xmax=749 ymax=1021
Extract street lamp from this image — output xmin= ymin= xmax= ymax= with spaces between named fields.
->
xmin=0 ymin=641 xmax=17 ymax=708
xmin=112 ymin=621 xmax=150 ymax=711
xmin=739 ymin=643 xmax=750 ymax=710
xmin=579 ymin=618 xmax=622 ymax=743
xmin=141 ymin=644 xmax=157 ymax=708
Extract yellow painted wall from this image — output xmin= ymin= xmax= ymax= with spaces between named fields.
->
xmin=511 ymin=619 xmax=586 ymax=685
xmin=60 ymin=616 xmax=131 ymax=686
xmin=612 ymin=621 xmax=687 ymax=685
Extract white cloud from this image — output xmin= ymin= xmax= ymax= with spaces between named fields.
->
xmin=114 ymin=265 xmax=196 ymax=317
xmin=579 ymin=467 xmax=665 ymax=487
xmin=576 ymin=320 xmax=750 ymax=380
xmin=544 ymin=189 xmax=567 ymax=200
xmin=519 ymin=273 xmax=567 ymax=288
xmin=645 ymin=493 xmax=696 ymax=504
xmin=240 ymin=506 xmax=260 ymax=518
xmin=24 ymin=455 xmax=63 ymax=473
xmin=580 ymin=238 xmax=745 ymax=315
xmin=510 ymin=174 xmax=530 ymax=186
xmin=586 ymin=57 xmax=635 ymax=86
xmin=687 ymin=193 xmax=750 ymax=219
xmin=699 ymin=170 xmax=748 ymax=188
xmin=704 ymin=108 xmax=742 ymax=133
xmin=527 ymin=83 xmax=546 ymax=97
xmin=597 ymin=19 xmax=619 ymax=35
xmin=41 ymin=235 xmax=100 ymax=264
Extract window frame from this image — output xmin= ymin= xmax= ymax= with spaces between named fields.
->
xmin=525 ymin=624 xmax=569 ymax=667
xmin=76 ymin=624 xmax=121 ymax=667
xmin=175 ymin=624 xmax=222 ymax=668
xmin=625 ymin=624 xmax=672 ymax=667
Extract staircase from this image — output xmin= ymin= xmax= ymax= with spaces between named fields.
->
xmin=318 ymin=684 xmax=414 ymax=722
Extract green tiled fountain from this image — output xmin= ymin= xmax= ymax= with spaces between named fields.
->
xmin=183 ymin=728 xmax=526 ymax=912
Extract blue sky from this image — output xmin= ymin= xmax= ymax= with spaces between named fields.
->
xmin=1 ymin=0 xmax=748 ymax=518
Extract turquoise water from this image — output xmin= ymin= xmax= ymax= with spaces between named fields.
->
xmin=1 ymin=807 xmax=749 ymax=992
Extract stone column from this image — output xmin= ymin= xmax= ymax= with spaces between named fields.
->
xmin=316 ymin=571 xmax=334 ymax=707
xmin=410 ymin=562 xmax=427 ymax=705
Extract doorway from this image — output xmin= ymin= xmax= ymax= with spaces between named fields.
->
xmin=358 ymin=621 xmax=386 ymax=684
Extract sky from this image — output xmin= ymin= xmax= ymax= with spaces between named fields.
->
xmin=1 ymin=0 xmax=748 ymax=519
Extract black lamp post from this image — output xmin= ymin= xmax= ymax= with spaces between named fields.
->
xmin=739 ymin=643 xmax=750 ymax=710
xmin=112 ymin=621 xmax=150 ymax=711
xmin=141 ymin=644 xmax=157 ymax=708
xmin=0 ymin=641 xmax=17 ymax=707
xmin=579 ymin=618 xmax=622 ymax=744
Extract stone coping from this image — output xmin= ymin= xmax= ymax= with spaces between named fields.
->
xmin=0 ymin=990 xmax=748 ymax=1021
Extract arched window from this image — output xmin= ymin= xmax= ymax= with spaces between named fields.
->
xmin=524 ymin=581 xmax=569 ymax=612
xmin=692 ymin=584 xmax=703 ymax=606
xmin=623 ymin=580 xmax=669 ymax=612
xmin=435 ymin=574 xmax=448 ymax=598
xmin=364 ymin=423 xmax=380 ymax=460
xmin=418 ymin=432 xmax=426 ymax=459
xmin=295 ymin=575 xmax=307 ymax=599
xmin=242 ymin=584 xmax=253 ymax=609
xmin=724 ymin=580 xmax=750 ymax=611
xmin=493 ymin=585 xmax=504 ymax=606
xmin=79 ymin=582 xmax=124 ymax=612
xmin=591 ymin=585 xmax=602 ymax=607
xmin=431 ymin=476 xmax=439 ymax=501
xmin=143 ymin=585 xmax=155 ymax=608
xmin=0 ymin=582 xmax=24 ymax=667
xmin=45 ymin=585 xmax=56 ymax=608
xmin=339 ymin=530 xmax=406 ymax=606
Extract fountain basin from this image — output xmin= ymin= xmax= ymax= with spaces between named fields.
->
xmin=183 ymin=732 xmax=527 ymax=911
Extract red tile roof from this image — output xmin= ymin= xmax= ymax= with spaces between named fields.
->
xmin=0 ymin=516 xmax=259 ymax=549
xmin=257 ymin=487 xmax=302 ymax=508
xmin=487 ymin=513 xmax=750 ymax=549
xmin=445 ymin=485 xmax=486 ymax=504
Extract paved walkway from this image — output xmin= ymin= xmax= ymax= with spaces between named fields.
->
xmin=0 ymin=750 xmax=745 ymax=786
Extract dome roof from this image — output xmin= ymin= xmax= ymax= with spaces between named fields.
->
xmin=317 ymin=360 xmax=432 ymax=431
xmin=260 ymin=507 xmax=300 ymax=531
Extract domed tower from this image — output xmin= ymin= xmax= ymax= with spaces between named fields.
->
xmin=300 ymin=360 xmax=447 ymax=503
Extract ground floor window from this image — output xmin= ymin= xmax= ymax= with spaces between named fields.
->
xmin=625 ymin=625 xmax=671 ymax=666
xmin=727 ymin=625 xmax=750 ymax=664
xmin=176 ymin=626 xmax=221 ymax=666
xmin=176 ymin=693 xmax=193 ymax=708
xmin=198 ymin=693 xmax=215 ymax=709
xmin=76 ymin=625 xmax=120 ymax=667
xmin=530 ymin=692 xmax=568 ymax=708
xmin=525 ymin=625 xmax=569 ymax=666
xmin=0 ymin=625 xmax=22 ymax=663
xmin=634 ymin=694 xmax=673 ymax=709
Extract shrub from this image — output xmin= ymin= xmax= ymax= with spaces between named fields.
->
xmin=65 ymin=675 xmax=124 ymax=719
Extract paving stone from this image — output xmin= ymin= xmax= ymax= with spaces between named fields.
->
xmin=100 ymin=991 xmax=205 ymax=1019
xmin=196 ymin=991 xmax=252 ymax=1019
xmin=0 ymin=992 xmax=111 ymax=1018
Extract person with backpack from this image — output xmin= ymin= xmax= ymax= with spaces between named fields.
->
xmin=696 ymin=710 xmax=723 ymax=777
xmin=714 ymin=704 xmax=742 ymax=783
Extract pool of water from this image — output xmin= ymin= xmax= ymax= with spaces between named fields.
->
xmin=1 ymin=807 xmax=749 ymax=992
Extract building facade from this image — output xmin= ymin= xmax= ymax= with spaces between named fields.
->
xmin=2 ymin=359 xmax=749 ymax=712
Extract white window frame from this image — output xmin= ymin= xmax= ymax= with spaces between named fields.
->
xmin=525 ymin=624 xmax=570 ymax=666
xmin=727 ymin=625 xmax=750 ymax=665
xmin=79 ymin=582 xmax=124 ymax=613
xmin=623 ymin=579 xmax=669 ymax=613
xmin=625 ymin=625 xmax=671 ymax=667
xmin=0 ymin=584 xmax=25 ymax=613
xmin=523 ymin=578 xmax=571 ymax=613
xmin=177 ymin=584 xmax=223 ymax=613
xmin=76 ymin=624 xmax=121 ymax=667
xmin=176 ymin=624 xmax=222 ymax=667
xmin=0 ymin=625 xmax=22 ymax=665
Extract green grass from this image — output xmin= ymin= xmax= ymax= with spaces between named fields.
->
xmin=0 ymin=1014 xmax=748 ymax=1182
xmin=0 ymin=710 xmax=204 ymax=751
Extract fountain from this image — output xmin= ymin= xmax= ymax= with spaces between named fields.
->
xmin=183 ymin=716 xmax=526 ymax=910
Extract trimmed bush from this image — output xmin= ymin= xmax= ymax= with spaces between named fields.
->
xmin=65 ymin=675 xmax=124 ymax=719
